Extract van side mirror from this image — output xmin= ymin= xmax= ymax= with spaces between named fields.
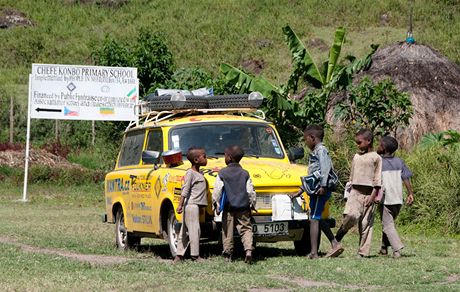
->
xmin=142 ymin=150 xmax=161 ymax=165
xmin=288 ymin=147 xmax=304 ymax=162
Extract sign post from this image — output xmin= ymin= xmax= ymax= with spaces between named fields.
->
xmin=23 ymin=64 xmax=139 ymax=201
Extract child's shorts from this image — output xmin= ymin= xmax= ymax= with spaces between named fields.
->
xmin=309 ymin=191 xmax=332 ymax=220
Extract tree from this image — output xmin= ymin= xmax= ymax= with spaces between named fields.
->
xmin=335 ymin=77 xmax=413 ymax=136
xmin=92 ymin=29 xmax=174 ymax=96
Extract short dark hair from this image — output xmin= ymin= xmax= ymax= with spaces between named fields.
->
xmin=356 ymin=128 xmax=374 ymax=144
xmin=304 ymin=124 xmax=324 ymax=140
xmin=225 ymin=145 xmax=244 ymax=163
xmin=186 ymin=146 xmax=204 ymax=164
xmin=381 ymin=135 xmax=398 ymax=154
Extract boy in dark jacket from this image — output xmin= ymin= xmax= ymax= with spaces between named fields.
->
xmin=212 ymin=145 xmax=256 ymax=263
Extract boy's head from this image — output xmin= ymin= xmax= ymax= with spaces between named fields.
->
xmin=186 ymin=146 xmax=207 ymax=167
xmin=355 ymin=128 xmax=373 ymax=152
xmin=377 ymin=135 xmax=398 ymax=155
xmin=304 ymin=124 xmax=324 ymax=150
xmin=224 ymin=145 xmax=244 ymax=165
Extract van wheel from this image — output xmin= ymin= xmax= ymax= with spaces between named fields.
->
xmin=115 ymin=209 xmax=140 ymax=250
xmin=166 ymin=208 xmax=180 ymax=257
xmin=293 ymin=224 xmax=312 ymax=256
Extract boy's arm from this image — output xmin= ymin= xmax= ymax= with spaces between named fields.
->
xmin=176 ymin=196 xmax=186 ymax=214
xmin=349 ymin=155 xmax=355 ymax=183
xmin=403 ymin=178 xmax=414 ymax=205
xmin=401 ymin=160 xmax=414 ymax=205
xmin=366 ymin=156 xmax=382 ymax=207
xmin=178 ymin=171 xmax=192 ymax=213
xmin=318 ymin=148 xmax=332 ymax=188
xmin=212 ymin=174 xmax=224 ymax=211
xmin=246 ymin=177 xmax=257 ymax=210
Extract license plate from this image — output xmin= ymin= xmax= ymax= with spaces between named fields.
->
xmin=252 ymin=222 xmax=288 ymax=236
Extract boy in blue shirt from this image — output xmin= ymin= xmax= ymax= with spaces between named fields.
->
xmin=292 ymin=125 xmax=343 ymax=259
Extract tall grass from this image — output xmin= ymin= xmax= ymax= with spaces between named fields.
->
xmin=399 ymin=145 xmax=460 ymax=234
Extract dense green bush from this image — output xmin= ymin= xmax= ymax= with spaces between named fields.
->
xmin=335 ymin=77 xmax=413 ymax=136
xmin=92 ymin=29 xmax=174 ymax=96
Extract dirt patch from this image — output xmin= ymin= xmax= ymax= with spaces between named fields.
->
xmin=271 ymin=275 xmax=381 ymax=290
xmin=0 ymin=149 xmax=84 ymax=169
xmin=0 ymin=236 xmax=131 ymax=266
xmin=0 ymin=8 xmax=33 ymax=29
xmin=307 ymin=38 xmax=328 ymax=51
xmin=241 ymin=58 xmax=265 ymax=74
xmin=441 ymin=274 xmax=459 ymax=285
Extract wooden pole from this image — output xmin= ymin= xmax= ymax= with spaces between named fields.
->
xmin=55 ymin=120 xmax=59 ymax=142
xmin=92 ymin=120 xmax=95 ymax=146
xmin=9 ymin=96 xmax=14 ymax=143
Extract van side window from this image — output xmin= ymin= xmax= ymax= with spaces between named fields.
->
xmin=146 ymin=129 xmax=163 ymax=153
xmin=118 ymin=130 xmax=146 ymax=167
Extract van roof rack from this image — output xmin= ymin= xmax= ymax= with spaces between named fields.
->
xmin=126 ymin=107 xmax=266 ymax=131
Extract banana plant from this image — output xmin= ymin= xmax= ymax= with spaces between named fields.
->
xmin=283 ymin=25 xmax=345 ymax=92
xmin=220 ymin=63 xmax=293 ymax=111
xmin=219 ymin=26 xmax=378 ymax=146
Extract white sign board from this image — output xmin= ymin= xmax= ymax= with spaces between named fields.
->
xmin=30 ymin=64 xmax=138 ymax=121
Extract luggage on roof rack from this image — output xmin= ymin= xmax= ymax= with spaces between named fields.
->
xmin=141 ymin=91 xmax=264 ymax=113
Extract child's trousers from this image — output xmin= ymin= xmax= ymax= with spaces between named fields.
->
xmin=176 ymin=204 xmax=201 ymax=257
xmin=222 ymin=209 xmax=253 ymax=254
xmin=339 ymin=186 xmax=376 ymax=256
xmin=379 ymin=204 xmax=404 ymax=252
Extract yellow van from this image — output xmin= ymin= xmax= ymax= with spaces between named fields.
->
xmin=103 ymin=93 xmax=332 ymax=256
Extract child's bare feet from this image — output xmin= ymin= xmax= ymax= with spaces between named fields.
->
xmin=222 ymin=252 xmax=233 ymax=262
xmin=244 ymin=250 xmax=253 ymax=264
xmin=308 ymin=253 xmax=319 ymax=260
xmin=378 ymin=248 xmax=388 ymax=256
xmin=393 ymin=250 xmax=401 ymax=258
xmin=173 ymin=255 xmax=184 ymax=263
xmin=191 ymin=256 xmax=205 ymax=262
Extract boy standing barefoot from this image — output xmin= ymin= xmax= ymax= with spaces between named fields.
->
xmin=335 ymin=129 xmax=382 ymax=257
xmin=377 ymin=135 xmax=414 ymax=258
xmin=174 ymin=147 xmax=208 ymax=263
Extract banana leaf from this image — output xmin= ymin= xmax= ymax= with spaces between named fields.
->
xmin=326 ymin=27 xmax=346 ymax=83
xmin=283 ymin=25 xmax=324 ymax=88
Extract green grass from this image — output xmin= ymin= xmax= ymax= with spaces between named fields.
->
xmin=0 ymin=182 xmax=459 ymax=291
xmin=1 ymin=0 xmax=459 ymax=98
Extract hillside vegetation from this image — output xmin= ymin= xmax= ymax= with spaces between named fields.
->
xmin=1 ymin=0 xmax=459 ymax=101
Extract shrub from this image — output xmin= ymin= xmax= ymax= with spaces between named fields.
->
xmin=335 ymin=77 xmax=413 ymax=137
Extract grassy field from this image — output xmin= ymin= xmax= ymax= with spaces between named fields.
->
xmin=1 ymin=0 xmax=459 ymax=101
xmin=0 ymin=182 xmax=458 ymax=291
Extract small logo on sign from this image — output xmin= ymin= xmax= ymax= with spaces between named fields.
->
xmin=67 ymin=82 xmax=76 ymax=92
xmin=64 ymin=107 xmax=79 ymax=116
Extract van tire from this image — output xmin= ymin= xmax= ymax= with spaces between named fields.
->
xmin=166 ymin=208 xmax=179 ymax=257
xmin=115 ymin=209 xmax=140 ymax=250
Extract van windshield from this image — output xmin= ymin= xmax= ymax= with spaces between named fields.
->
xmin=168 ymin=123 xmax=284 ymax=159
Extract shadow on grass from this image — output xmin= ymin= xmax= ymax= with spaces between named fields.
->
xmin=136 ymin=241 xmax=298 ymax=262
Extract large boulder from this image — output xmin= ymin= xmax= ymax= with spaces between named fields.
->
xmin=351 ymin=43 xmax=460 ymax=147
